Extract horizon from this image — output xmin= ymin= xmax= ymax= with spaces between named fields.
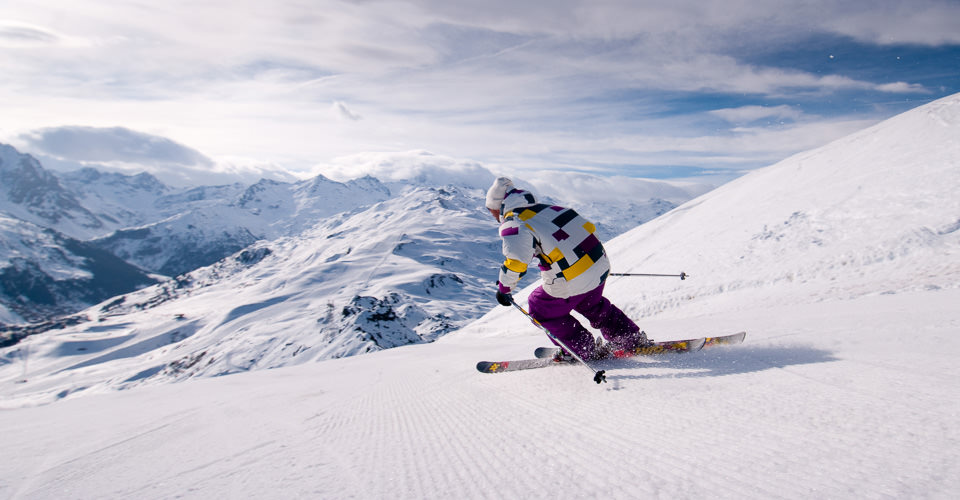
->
xmin=1 ymin=1 xmax=958 ymax=187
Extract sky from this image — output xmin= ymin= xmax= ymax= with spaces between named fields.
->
xmin=0 ymin=0 xmax=958 ymax=187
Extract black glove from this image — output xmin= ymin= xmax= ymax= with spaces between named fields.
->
xmin=496 ymin=290 xmax=513 ymax=307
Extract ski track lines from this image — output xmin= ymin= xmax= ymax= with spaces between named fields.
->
xmin=449 ymin=344 xmax=954 ymax=499
xmin=8 ymin=409 xmax=202 ymax=498
xmin=305 ymin=363 xmax=550 ymax=498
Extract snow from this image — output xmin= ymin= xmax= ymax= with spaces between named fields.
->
xmin=0 ymin=302 xmax=20 ymax=324
xmin=1 ymin=93 xmax=960 ymax=498
xmin=1 ymin=290 xmax=958 ymax=498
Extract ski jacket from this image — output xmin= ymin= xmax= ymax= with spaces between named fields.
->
xmin=496 ymin=189 xmax=610 ymax=299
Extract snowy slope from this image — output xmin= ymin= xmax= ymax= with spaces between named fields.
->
xmin=2 ymin=289 xmax=956 ymax=499
xmin=599 ymin=92 xmax=960 ymax=321
xmin=2 ymin=94 xmax=958 ymax=498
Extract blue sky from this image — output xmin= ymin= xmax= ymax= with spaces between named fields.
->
xmin=0 ymin=0 xmax=958 ymax=187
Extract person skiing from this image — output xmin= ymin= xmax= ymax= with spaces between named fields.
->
xmin=485 ymin=177 xmax=650 ymax=360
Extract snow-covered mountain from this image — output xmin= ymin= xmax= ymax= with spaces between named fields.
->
xmin=2 ymin=94 xmax=957 ymax=499
xmin=2 ymin=142 xmax=698 ymax=332
xmin=0 ymin=214 xmax=156 ymax=326
xmin=0 ymin=145 xmax=105 ymax=238
xmin=0 ymin=185 xmax=505 ymax=390
xmin=2 ymin=149 xmax=399 ymax=278
xmin=89 ymin=209 xmax=263 ymax=277
xmin=0 ymin=167 xmax=695 ymax=394
xmin=61 ymin=169 xmax=395 ymax=277
xmin=0 ymin=150 xmax=399 ymax=319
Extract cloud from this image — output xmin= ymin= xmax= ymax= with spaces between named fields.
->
xmin=316 ymin=150 xmax=495 ymax=190
xmin=875 ymin=82 xmax=931 ymax=93
xmin=16 ymin=126 xmax=298 ymax=187
xmin=21 ymin=126 xmax=214 ymax=167
xmin=521 ymin=170 xmax=711 ymax=205
xmin=0 ymin=21 xmax=60 ymax=47
xmin=822 ymin=1 xmax=960 ymax=45
xmin=710 ymin=105 xmax=804 ymax=124
xmin=334 ymin=101 xmax=363 ymax=121
xmin=0 ymin=19 xmax=95 ymax=49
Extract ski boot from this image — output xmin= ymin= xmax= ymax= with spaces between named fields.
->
xmin=590 ymin=337 xmax=615 ymax=361
xmin=552 ymin=348 xmax=576 ymax=363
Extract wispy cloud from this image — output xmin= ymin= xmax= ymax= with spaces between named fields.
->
xmin=710 ymin=105 xmax=804 ymax=125
xmin=334 ymin=101 xmax=363 ymax=121
xmin=821 ymin=1 xmax=960 ymax=45
xmin=0 ymin=21 xmax=61 ymax=47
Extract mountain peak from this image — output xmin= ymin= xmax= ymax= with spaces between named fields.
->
xmin=0 ymin=143 xmax=103 ymax=232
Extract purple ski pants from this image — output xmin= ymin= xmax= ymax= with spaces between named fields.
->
xmin=527 ymin=283 xmax=641 ymax=359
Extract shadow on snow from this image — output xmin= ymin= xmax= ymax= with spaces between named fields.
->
xmin=600 ymin=344 xmax=838 ymax=381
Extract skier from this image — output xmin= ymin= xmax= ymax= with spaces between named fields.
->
xmin=485 ymin=177 xmax=650 ymax=360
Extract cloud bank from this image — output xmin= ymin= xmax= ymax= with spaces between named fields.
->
xmin=18 ymin=126 xmax=296 ymax=187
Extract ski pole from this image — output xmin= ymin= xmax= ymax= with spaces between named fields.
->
xmin=509 ymin=298 xmax=606 ymax=384
xmin=609 ymin=271 xmax=688 ymax=280
xmin=19 ymin=341 xmax=29 ymax=384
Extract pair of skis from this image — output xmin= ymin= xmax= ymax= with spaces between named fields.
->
xmin=476 ymin=331 xmax=746 ymax=375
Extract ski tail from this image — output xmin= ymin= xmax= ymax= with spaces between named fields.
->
xmin=476 ymin=358 xmax=560 ymax=373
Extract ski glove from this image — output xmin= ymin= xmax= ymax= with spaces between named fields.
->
xmin=496 ymin=290 xmax=513 ymax=307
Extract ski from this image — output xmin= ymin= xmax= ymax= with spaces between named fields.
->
xmin=476 ymin=338 xmax=703 ymax=375
xmin=476 ymin=332 xmax=746 ymax=375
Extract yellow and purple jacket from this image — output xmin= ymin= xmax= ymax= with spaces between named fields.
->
xmin=496 ymin=189 xmax=610 ymax=299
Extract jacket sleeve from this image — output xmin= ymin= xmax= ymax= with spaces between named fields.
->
xmin=496 ymin=218 xmax=536 ymax=293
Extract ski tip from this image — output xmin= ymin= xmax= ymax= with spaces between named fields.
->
xmin=704 ymin=331 xmax=747 ymax=346
xmin=534 ymin=346 xmax=558 ymax=359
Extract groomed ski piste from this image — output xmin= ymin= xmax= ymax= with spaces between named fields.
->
xmin=2 ymin=94 xmax=959 ymax=499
